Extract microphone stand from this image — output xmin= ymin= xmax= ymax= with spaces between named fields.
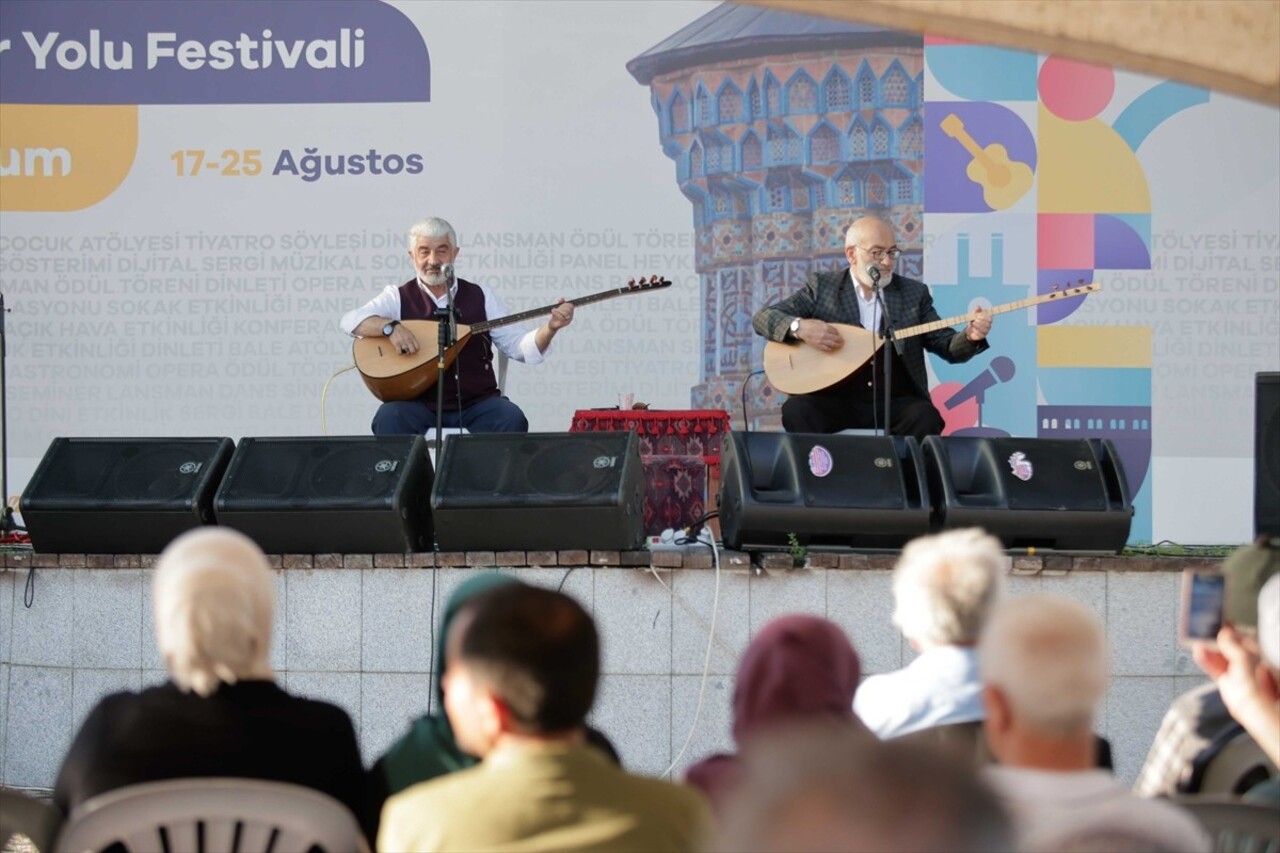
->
xmin=870 ymin=270 xmax=903 ymax=438
xmin=433 ymin=268 xmax=456 ymax=462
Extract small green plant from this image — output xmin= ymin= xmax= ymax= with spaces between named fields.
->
xmin=786 ymin=532 xmax=808 ymax=568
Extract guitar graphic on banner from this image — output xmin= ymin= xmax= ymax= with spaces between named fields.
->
xmin=353 ymin=275 xmax=671 ymax=402
xmin=763 ymin=282 xmax=1100 ymax=395
xmin=940 ymin=113 xmax=1034 ymax=210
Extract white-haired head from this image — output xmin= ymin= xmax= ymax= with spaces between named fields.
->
xmin=152 ymin=527 xmax=276 ymax=697
xmin=407 ymin=216 xmax=457 ymax=251
xmin=980 ymin=596 xmax=1107 ymax=735
xmin=892 ymin=528 xmax=1006 ymax=648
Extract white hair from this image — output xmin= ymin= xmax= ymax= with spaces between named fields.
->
xmin=1260 ymin=574 xmax=1280 ymax=670
xmin=408 ymin=216 xmax=457 ymax=251
xmin=152 ymin=528 xmax=276 ymax=697
xmin=980 ymin=596 xmax=1107 ymax=735
xmin=891 ymin=528 xmax=1006 ymax=647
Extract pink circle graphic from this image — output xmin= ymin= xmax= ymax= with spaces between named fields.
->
xmin=808 ymin=445 xmax=834 ymax=478
xmin=1038 ymin=56 xmax=1114 ymax=120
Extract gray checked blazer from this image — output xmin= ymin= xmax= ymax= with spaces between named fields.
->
xmin=753 ymin=269 xmax=988 ymax=397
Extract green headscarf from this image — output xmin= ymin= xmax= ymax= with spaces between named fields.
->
xmin=369 ymin=572 xmax=520 ymax=806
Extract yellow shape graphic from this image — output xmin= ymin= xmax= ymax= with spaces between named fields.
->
xmin=1037 ymin=105 xmax=1150 ymax=214
xmin=940 ymin=113 xmax=1033 ymax=210
xmin=0 ymin=104 xmax=137 ymax=211
xmin=1038 ymin=325 xmax=1152 ymax=368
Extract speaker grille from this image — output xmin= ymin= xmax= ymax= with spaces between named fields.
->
xmin=21 ymin=437 xmax=234 ymax=553
xmin=431 ymin=432 xmax=645 ymax=550
xmin=1258 ymin=372 xmax=1280 ymax=537
xmin=216 ymin=438 xmax=419 ymax=511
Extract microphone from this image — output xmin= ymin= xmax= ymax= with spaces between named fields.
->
xmin=866 ymin=264 xmax=881 ymax=289
xmin=441 ymin=262 xmax=455 ymax=282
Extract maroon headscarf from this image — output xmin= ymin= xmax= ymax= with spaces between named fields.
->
xmin=685 ymin=614 xmax=863 ymax=811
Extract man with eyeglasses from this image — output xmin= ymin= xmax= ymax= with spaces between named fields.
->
xmin=753 ymin=217 xmax=992 ymax=437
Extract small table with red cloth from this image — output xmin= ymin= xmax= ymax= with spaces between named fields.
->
xmin=569 ymin=409 xmax=731 ymax=536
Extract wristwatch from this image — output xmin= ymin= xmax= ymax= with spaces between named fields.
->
xmin=788 ymin=318 xmax=802 ymax=339
xmin=382 ymin=320 xmax=400 ymax=337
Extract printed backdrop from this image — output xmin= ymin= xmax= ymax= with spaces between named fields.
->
xmin=1 ymin=0 xmax=1276 ymax=544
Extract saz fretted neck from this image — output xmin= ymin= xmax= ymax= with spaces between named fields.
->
xmin=353 ymin=275 xmax=672 ymax=402
xmin=762 ymin=282 xmax=1101 ymax=395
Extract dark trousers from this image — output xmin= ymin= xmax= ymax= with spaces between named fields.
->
xmin=372 ymin=395 xmax=529 ymax=435
xmin=781 ymin=390 xmax=943 ymax=439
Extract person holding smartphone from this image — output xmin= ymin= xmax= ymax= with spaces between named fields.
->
xmin=1135 ymin=536 xmax=1280 ymax=797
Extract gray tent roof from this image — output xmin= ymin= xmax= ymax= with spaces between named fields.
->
xmin=627 ymin=3 xmax=918 ymax=85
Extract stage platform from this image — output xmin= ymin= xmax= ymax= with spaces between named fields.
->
xmin=1 ymin=548 xmax=1222 ymax=798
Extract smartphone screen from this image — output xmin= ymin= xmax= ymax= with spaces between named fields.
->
xmin=1180 ymin=570 xmax=1225 ymax=645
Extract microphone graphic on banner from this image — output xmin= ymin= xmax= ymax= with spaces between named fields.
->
xmin=945 ymin=355 xmax=1016 ymax=410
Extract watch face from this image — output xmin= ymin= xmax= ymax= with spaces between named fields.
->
xmin=383 ymin=323 xmax=395 ymax=336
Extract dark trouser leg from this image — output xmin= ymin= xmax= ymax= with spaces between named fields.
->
xmin=781 ymin=394 xmax=876 ymax=433
xmin=372 ymin=400 xmax=438 ymax=435
xmin=886 ymin=396 xmax=945 ymax=439
xmin=459 ymin=396 xmax=528 ymax=433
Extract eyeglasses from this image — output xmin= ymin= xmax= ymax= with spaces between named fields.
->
xmin=851 ymin=246 xmax=902 ymax=261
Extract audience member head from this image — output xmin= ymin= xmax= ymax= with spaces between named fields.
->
xmin=980 ymin=596 xmax=1107 ymax=765
xmin=442 ymin=584 xmax=598 ymax=757
xmin=716 ymin=722 xmax=1013 ymax=852
xmin=407 ymin=216 xmax=457 ymax=250
xmin=1223 ymin=535 xmax=1280 ymax=632
xmin=1260 ymin=573 xmax=1280 ymax=672
xmin=731 ymin=615 xmax=861 ymax=746
xmin=152 ymin=528 xmax=276 ymax=697
xmin=891 ymin=528 xmax=1006 ymax=649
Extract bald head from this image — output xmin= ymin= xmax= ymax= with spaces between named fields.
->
xmin=845 ymin=217 xmax=894 ymax=250
xmin=844 ymin=217 xmax=898 ymax=290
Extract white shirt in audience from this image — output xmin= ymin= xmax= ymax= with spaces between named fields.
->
xmin=854 ymin=645 xmax=983 ymax=738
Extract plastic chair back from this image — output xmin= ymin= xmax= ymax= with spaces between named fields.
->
xmin=55 ymin=777 xmax=367 ymax=853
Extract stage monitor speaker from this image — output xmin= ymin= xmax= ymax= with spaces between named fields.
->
xmin=923 ymin=436 xmax=1133 ymax=553
xmin=430 ymin=432 xmax=645 ymax=551
xmin=717 ymin=432 xmax=931 ymax=551
xmin=1258 ymin=372 xmax=1280 ymax=538
xmin=21 ymin=437 xmax=234 ymax=554
xmin=213 ymin=436 xmax=433 ymax=553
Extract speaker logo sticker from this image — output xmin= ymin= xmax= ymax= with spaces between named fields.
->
xmin=807 ymin=445 xmax=833 ymax=478
xmin=592 ymin=455 xmax=617 ymax=469
xmin=874 ymin=457 xmax=894 ymax=468
xmin=375 ymin=459 xmax=397 ymax=473
xmin=1008 ymin=451 xmax=1033 ymax=482
xmin=179 ymin=461 xmax=202 ymax=474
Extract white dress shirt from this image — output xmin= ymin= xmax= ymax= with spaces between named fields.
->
xmin=339 ymin=278 xmax=547 ymax=364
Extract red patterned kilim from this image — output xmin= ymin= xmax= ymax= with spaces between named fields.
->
xmin=570 ymin=409 xmax=730 ymax=535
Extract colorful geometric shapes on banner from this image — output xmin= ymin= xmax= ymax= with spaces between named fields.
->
xmin=925 ymin=40 xmax=1038 ymax=102
xmin=1035 ymin=270 xmax=1095 ymax=324
xmin=1038 ymin=105 xmax=1150 ymax=213
xmin=0 ymin=104 xmax=137 ymax=211
xmin=1112 ymin=81 xmax=1210 ymax=151
xmin=925 ymin=102 xmax=1036 ymax=213
xmin=1038 ymin=367 xmax=1154 ymax=406
xmin=1038 ymin=215 xmax=1094 ymax=269
xmin=1038 ymin=56 xmax=1115 ymax=121
xmin=1038 ymin=403 xmax=1152 ymax=495
xmin=1095 ymin=215 xmax=1152 ymax=269
xmin=1038 ymin=325 xmax=1152 ymax=368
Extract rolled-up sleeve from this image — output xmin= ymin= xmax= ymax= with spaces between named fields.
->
xmin=340 ymin=285 xmax=402 ymax=337
xmin=482 ymin=285 xmax=546 ymax=364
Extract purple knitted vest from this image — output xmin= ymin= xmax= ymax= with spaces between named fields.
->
xmin=397 ymin=278 xmax=500 ymax=411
